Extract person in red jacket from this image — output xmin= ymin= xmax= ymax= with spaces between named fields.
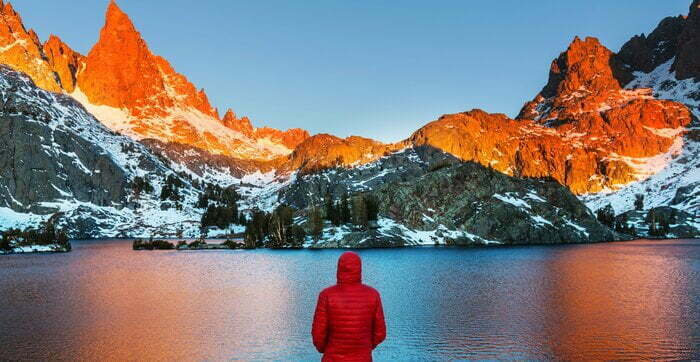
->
xmin=312 ymin=251 xmax=387 ymax=361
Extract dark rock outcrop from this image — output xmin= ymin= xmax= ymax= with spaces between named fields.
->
xmin=308 ymin=161 xmax=617 ymax=248
xmin=279 ymin=146 xmax=458 ymax=209
xmin=674 ymin=0 xmax=700 ymax=80
xmin=0 ymin=65 xmax=129 ymax=213
xmin=616 ymin=207 xmax=699 ymax=239
xmin=371 ymin=162 xmax=616 ymax=245
xmin=0 ymin=65 xmax=206 ymax=239
xmin=618 ymin=16 xmax=686 ymax=74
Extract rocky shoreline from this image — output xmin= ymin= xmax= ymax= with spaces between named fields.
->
xmin=123 ymin=236 xmax=700 ymax=252
xmin=0 ymin=244 xmax=71 ymax=255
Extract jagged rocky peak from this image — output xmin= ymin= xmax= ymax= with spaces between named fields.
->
xmin=541 ymin=36 xmax=631 ymax=98
xmin=0 ymin=0 xmax=62 ymax=92
xmin=619 ymin=0 xmax=700 ymax=81
xmin=618 ymin=16 xmax=686 ymax=74
xmin=674 ymin=0 xmax=700 ymax=80
xmin=518 ymin=36 xmax=634 ymax=121
xmin=43 ymin=35 xmax=83 ymax=93
xmin=77 ymin=0 xmax=217 ymax=118
xmin=222 ymin=108 xmax=254 ymax=135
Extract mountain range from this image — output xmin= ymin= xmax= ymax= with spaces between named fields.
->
xmin=0 ymin=0 xmax=698 ymax=244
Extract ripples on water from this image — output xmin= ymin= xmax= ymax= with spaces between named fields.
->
xmin=1 ymin=239 xmax=699 ymax=360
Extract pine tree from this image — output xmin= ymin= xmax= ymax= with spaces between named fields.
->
xmin=352 ymin=195 xmax=368 ymax=229
xmin=288 ymin=225 xmax=306 ymax=248
xmin=309 ymin=207 xmax=324 ymax=242
xmin=645 ymin=209 xmax=656 ymax=224
xmin=596 ymin=204 xmax=615 ymax=228
xmin=365 ymin=195 xmax=379 ymax=222
xmin=669 ymin=209 xmax=678 ymax=224
xmin=324 ymin=193 xmax=334 ymax=221
xmin=267 ymin=205 xmax=294 ymax=248
xmin=659 ymin=217 xmax=671 ymax=236
xmin=341 ymin=192 xmax=351 ymax=224
xmin=634 ymin=194 xmax=644 ymax=211
xmin=649 ymin=214 xmax=658 ymax=236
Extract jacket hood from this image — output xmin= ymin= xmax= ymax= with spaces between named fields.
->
xmin=337 ymin=252 xmax=362 ymax=285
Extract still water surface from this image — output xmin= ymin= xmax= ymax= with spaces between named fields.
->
xmin=1 ymin=239 xmax=699 ymax=360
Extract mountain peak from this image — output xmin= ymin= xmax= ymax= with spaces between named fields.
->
xmin=77 ymin=0 xmax=217 ymax=119
xmin=540 ymin=36 xmax=630 ymax=98
xmin=618 ymin=15 xmax=686 ymax=74
xmin=0 ymin=1 xmax=17 ymax=17
xmin=673 ymin=0 xmax=700 ymax=80
xmin=76 ymin=0 xmax=159 ymax=112
xmin=222 ymin=109 xmax=254 ymax=136
xmin=44 ymin=34 xmax=83 ymax=93
xmin=0 ymin=0 xmax=63 ymax=92
xmin=100 ymin=0 xmax=140 ymax=47
xmin=517 ymin=36 xmax=634 ymax=121
xmin=106 ymin=0 xmax=128 ymax=22
xmin=223 ymin=108 xmax=236 ymax=121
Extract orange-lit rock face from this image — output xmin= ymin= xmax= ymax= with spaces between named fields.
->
xmin=44 ymin=35 xmax=83 ymax=93
xmin=222 ymin=109 xmax=253 ymax=135
xmin=283 ymin=134 xmax=401 ymax=174
xmin=411 ymin=37 xmax=693 ymax=194
xmin=255 ymin=127 xmax=310 ymax=150
xmin=0 ymin=0 xmax=309 ymax=161
xmin=76 ymin=1 xmax=216 ymax=119
xmin=221 ymin=108 xmax=310 ymax=149
xmin=410 ymin=103 xmax=691 ymax=194
xmin=518 ymin=37 xmax=633 ymax=122
xmin=0 ymin=1 xmax=62 ymax=92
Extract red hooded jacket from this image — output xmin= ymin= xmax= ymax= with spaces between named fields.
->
xmin=312 ymin=252 xmax=387 ymax=361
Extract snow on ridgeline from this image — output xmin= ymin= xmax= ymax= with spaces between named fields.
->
xmin=582 ymin=58 xmax=700 ymax=215
xmin=304 ymin=218 xmax=500 ymax=248
xmin=0 ymin=66 xmax=211 ymax=237
xmin=627 ymin=59 xmax=700 ymax=119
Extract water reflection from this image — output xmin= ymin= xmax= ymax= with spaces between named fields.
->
xmin=0 ymin=240 xmax=698 ymax=360
xmin=539 ymin=243 xmax=697 ymax=360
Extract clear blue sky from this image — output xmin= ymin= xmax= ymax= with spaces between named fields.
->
xmin=14 ymin=0 xmax=691 ymax=142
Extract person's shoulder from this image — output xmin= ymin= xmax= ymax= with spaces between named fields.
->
xmin=320 ymin=285 xmax=340 ymax=296
xmin=361 ymin=284 xmax=381 ymax=297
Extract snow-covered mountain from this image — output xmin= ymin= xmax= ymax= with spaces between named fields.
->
xmin=0 ymin=65 xmax=241 ymax=238
xmin=0 ymin=0 xmax=698 ymax=244
xmin=583 ymin=0 xmax=700 ymax=216
xmin=0 ymin=0 xmax=308 ymax=161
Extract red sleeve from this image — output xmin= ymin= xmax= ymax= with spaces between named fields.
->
xmin=312 ymin=291 xmax=329 ymax=353
xmin=372 ymin=293 xmax=386 ymax=349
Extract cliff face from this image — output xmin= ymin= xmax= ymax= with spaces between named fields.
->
xmin=77 ymin=1 xmax=217 ymax=119
xmin=0 ymin=65 xmax=216 ymax=238
xmin=585 ymin=0 xmax=700 ymax=215
xmin=674 ymin=0 xmax=700 ymax=80
xmin=306 ymin=160 xmax=617 ymax=248
xmin=0 ymin=66 xmax=127 ymax=212
xmin=280 ymin=36 xmax=693 ymax=195
xmin=0 ymin=1 xmax=308 ymax=161
xmin=0 ymin=0 xmax=699 ymax=241
xmin=0 ymin=1 xmax=63 ymax=92
xmin=43 ymin=35 xmax=84 ymax=93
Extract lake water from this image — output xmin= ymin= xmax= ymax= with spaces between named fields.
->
xmin=1 ymin=239 xmax=699 ymax=361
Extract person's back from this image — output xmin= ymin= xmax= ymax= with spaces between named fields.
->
xmin=312 ymin=252 xmax=386 ymax=361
